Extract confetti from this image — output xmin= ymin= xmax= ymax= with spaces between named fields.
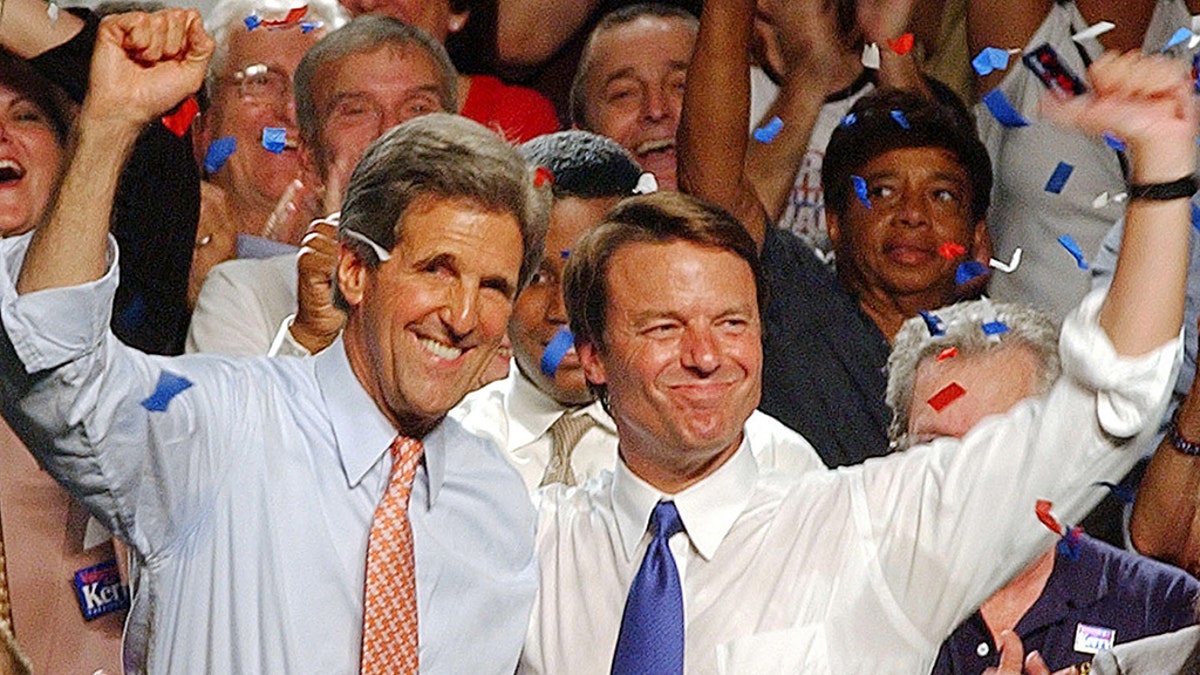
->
xmin=919 ymin=310 xmax=945 ymax=337
xmin=559 ymin=250 xmax=571 ymax=259
xmin=1092 ymin=192 xmax=1110 ymax=209
xmin=244 ymin=14 xmax=262 ymax=29
xmin=981 ymin=89 xmax=1030 ymax=128
xmin=1058 ymin=526 xmax=1084 ymax=560
xmin=1164 ymin=27 xmax=1193 ymax=52
xmin=753 ymin=116 xmax=784 ymax=143
xmin=989 ymin=247 xmax=1023 ymax=273
xmin=262 ymin=127 xmax=287 ymax=153
xmin=540 ymin=326 xmax=575 ymax=377
xmin=632 ymin=172 xmax=658 ymax=195
xmin=160 ymin=97 xmax=199 ymax=137
xmin=300 ymin=20 xmax=322 ymax=33
xmin=1044 ymin=161 xmax=1074 ymax=194
xmin=981 ymin=320 xmax=1010 ymax=336
xmin=1057 ymin=234 xmax=1089 ymax=269
xmin=862 ymin=43 xmax=881 ymax=70
xmin=852 ymin=175 xmax=871 ymax=208
xmin=936 ymin=347 xmax=958 ymax=361
xmin=47 ymin=1 xmax=59 ymax=22
xmin=840 ymin=113 xmax=858 ymax=127
xmin=1071 ymin=21 xmax=1115 ymax=43
xmin=971 ymin=47 xmax=1011 ymax=76
xmin=955 ymin=260 xmax=988 ymax=285
xmin=1035 ymin=499 xmax=1065 ymax=536
xmin=1101 ymin=131 xmax=1127 ymax=152
xmin=890 ymin=110 xmax=910 ymax=129
xmin=938 ymin=242 xmax=967 ymax=260
xmin=262 ymin=5 xmax=308 ymax=28
xmin=927 ymin=382 xmax=966 ymax=412
xmin=887 ymin=33 xmax=914 ymax=55
xmin=534 ymin=166 xmax=554 ymax=188
xmin=1193 ymin=203 xmax=1200 ymax=233
xmin=203 ymin=136 xmax=238 ymax=174
xmin=140 ymin=371 xmax=193 ymax=412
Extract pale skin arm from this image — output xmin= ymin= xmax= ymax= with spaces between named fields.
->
xmin=0 ymin=0 xmax=84 ymax=58
xmin=16 ymin=11 xmax=213 ymax=295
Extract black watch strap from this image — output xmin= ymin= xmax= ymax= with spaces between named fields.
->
xmin=1127 ymin=175 xmax=1199 ymax=201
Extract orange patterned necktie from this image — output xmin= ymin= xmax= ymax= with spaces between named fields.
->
xmin=360 ymin=436 xmax=425 ymax=675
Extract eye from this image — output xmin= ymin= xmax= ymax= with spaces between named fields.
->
xmin=10 ymin=102 xmax=51 ymax=127
xmin=717 ymin=316 xmax=750 ymax=333
xmin=642 ymin=321 xmax=681 ymax=338
xmin=932 ymin=188 xmax=959 ymax=203
xmin=528 ymin=269 xmax=555 ymax=287
xmin=868 ymin=184 xmax=895 ymax=200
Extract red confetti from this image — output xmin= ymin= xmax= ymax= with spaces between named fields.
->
xmin=534 ymin=166 xmax=554 ymax=188
xmin=160 ymin=96 xmax=199 ymax=137
xmin=936 ymin=347 xmax=958 ymax=361
xmin=938 ymin=242 xmax=967 ymax=260
xmin=927 ymin=382 xmax=966 ymax=411
xmin=262 ymin=5 xmax=307 ymax=27
xmin=887 ymin=33 xmax=915 ymax=55
xmin=1035 ymin=499 xmax=1064 ymax=536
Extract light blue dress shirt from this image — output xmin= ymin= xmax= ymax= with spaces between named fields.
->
xmin=0 ymin=237 xmax=538 ymax=673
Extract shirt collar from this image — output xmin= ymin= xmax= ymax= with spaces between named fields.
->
xmin=314 ymin=337 xmax=445 ymax=507
xmin=611 ymin=435 xmax=758 ymax=563
xmin=505 ymin=366 xmax=617 ymax=447
xmin=1015 ymin=536 xmax=1107 ymax=634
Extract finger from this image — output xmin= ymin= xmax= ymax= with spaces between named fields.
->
xmin=263 ymin=179 xmax=305 ymax=239
xmin=161 ymin=10 xmax=189 ymax=61
xmin=995 ymin=630 xmax=1025 ymax=673
xmin=185 ymin=11 xmax=216 ymax=62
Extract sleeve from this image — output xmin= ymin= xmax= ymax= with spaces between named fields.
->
xmin=462 ymin=76 xmax=561 ymax=144
xmin=852 ymin=287 xmax=1181 ymax=645
xmin=0 ymin=238 xmax=243 ymax=558
xmin=266 ymin=315 xmax=316 ymax=358
xmin=187 ymin=261 xmax=280 ymax=356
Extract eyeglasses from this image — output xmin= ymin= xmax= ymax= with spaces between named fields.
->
xmin=224 ymin=63 xmax=292 ymax=103
xmin=320 ymin=92 xmax=445 ymax=133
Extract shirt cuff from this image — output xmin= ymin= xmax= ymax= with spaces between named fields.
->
xmin=1059 ymin=286 xmax=1183 ymax=438
xmin=267 ymin=314 xmax=314 ymax=358
xmin=2 ymin=234 xmax=120 ymax=373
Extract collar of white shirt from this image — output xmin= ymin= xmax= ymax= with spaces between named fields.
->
xmin=504 ymin=365 xmax=617 ymax=448
xmin=313 ymin=336 xmax=446 ymax=508
xmin=611 ymin=437 xmax=758 ymax=563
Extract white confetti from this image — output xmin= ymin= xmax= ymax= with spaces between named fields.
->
xmin=1112 ymin=192 xmax=1128 ymax=203
xmin=632 ymin=172 xmax=658 ymax=195
xmin=1071 ymin=21 xmax=1115 ymax=43
xmin=1092 ymin=192 xmax=1110 ymax=209
xmin=47 ymin=1 xmax=59 ymax=23
xmin=861 ymin=43 xmax=881 ymax=70
xmin=989 ymin=247 xmax=1023 ymax=273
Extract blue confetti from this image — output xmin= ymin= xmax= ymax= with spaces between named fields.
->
xmin=140 ymin=371 xmax=193 ymax=412
xmin=851 ymin=175 xmax=871 ymax=209
xmin=955 ymin=260 xmax=988 ymax=286
xmin=752 ymin=116 xmax=784 ymax=143
xmin=840 ymin=113 xmax=857 ymax=127
xmin=981 ymin=320 xmax=1010 ymax=336
xmin=982 ymin=89 xmax=1030 ymax=128
xmin=1101 ymin=131 xmax=1127 ymax=152
xmin=540 ymin=327 xmax=575 ymax=378
xmin=1057 ymin=234 xmax=1089 ymax=270
xmin=971 ymin=47 xmax=1011 ymax=76
xmin=559 ymin=249 xmax=571 ymax=259
xmin=1044 ymin=161 xmax=1074 ymax=194
xmin=1093 ymin=480 xmax=1135 ymax=504
xmin=1164 ymin=27 xmax=1192 ymax=52
xmin=1057 ymin=526 xmax=1084 ymax=560
xmin=890 ymin=110 xmax=910 ymax=129
xmin=203 ymin=136 xmax=237 ymax=174
xmin=919 ymin=310 xmax=945 ymax=337
xmin=243 ymin=14 xmax=261 ymax=29
xmin=299 ymin=20 xmax=322 ymax=33
xmin=262 ymin=127 xmax=286 ymax=154
xmin=1191 ymin=203 xmax=1200 ymax=233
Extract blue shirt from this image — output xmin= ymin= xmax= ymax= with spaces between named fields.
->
xmin=932 ymin=535 xmax=1199 ymax=673
xmin=0 ymin=237 xmax=538 ymax=673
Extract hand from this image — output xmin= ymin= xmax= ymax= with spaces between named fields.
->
xmin=262 ymin=177 xmax=322 ymax=246
xmin=1041 ymin=51 xmax=1198 ymax=183
xmin=756 ymin=0 xmax=843 ymax=86
xmin=84 ymin=10 xmax=213 ymax=129
xmin=856 ymin=0 xmax=916 ymax=46
xmin=290 ymin=216 xmax=346 ymax=353
xmin=983 ymin=631 xmax=1084 ymax=675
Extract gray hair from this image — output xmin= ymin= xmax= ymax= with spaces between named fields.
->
xmin=886 ymin=298 xmax=1060 ymax=450
xmin=295 ymin=15 xmax=459 ymax=161
xmin=569 ymin=3 xmax=697 ymax=129
xmin=204 ymin=0 xmax=347 ymax=99
xmin=334 ymin=113 xmax=551 ymax=310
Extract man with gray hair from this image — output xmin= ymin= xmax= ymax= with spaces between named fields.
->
xmin=0 ymin=11 xmax=547 ymax=672
xmin=885 ymin=300 xmax=1198 ymax=674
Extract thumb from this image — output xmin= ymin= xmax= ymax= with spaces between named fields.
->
xmin=995 ymin=630 xmax=1025 ymax=673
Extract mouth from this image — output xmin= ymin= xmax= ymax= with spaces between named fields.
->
xmin=634 ymin=138 xmax=676 ymax=160
xmin=419 ymin=336 xmax=464 ymax=361
xmin=884 ymin=242 xmax=935 ymax=265
xmin=0 ymin=159 xmax=25 ymax=186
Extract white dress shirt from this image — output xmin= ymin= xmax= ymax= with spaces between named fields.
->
xmin=0 ymin=237 xmax=538 ymax=674
xmin=452 ymin=366 xmax=826 ymax=492
xmin=522 ymin=288 xmax=1179 ymax=674
xmin=186 ymin=253 xmax=297 ymax=356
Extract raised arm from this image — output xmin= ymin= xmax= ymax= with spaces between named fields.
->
xmin=0 ymin=0 xmax=84 ymax=58
xmin=1041 ymin=52 xmax=1195 ymax=355
xmin=17 ymin=10 xmax=212 ymax=295
xmin=495 ymin=0 xmax=603 ymax=68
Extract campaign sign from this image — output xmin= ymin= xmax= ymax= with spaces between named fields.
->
xmin=73 ymin=559 xmax=130 ymax=621
xmin=1073 ymin=623 xmax=1115 ymax=655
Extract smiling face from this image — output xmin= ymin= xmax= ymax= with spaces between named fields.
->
xmin=579 ymin=239 xmax=761 ymax=492
xmin=578 ymin=16 xmax=694 ymax=191
xmin=339 ymin=195 xmax=524 ymax=433
xmin=0 ymin=83 xmax=64 ymax=237
xmin=827 ymin=146 xmax=987 ymax=302
xmin=511 ymin=196 xmax=618 ymax=406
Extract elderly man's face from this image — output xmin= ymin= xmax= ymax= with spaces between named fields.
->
xmin=310 ymin=44 xmax=447 ymax=188
xmin=579 ymin=239 xmax=761 ymax=489
xmin=203 ymin=25 xmax=323 ymax=221
xmin=0 ymin=83 xmax=63 ymax=237
xmin=906 ymin=345 xmax=1039 ymax=446
xmin=579 ymin=16 xmax=694 ymax=191
xmin=339 ymin=195 xmax=524 ymax=426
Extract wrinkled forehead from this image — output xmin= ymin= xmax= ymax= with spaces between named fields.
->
xmin=586 ymin=16 xmax=696 ymax=81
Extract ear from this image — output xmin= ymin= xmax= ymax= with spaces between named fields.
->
xmin=970 ymin=219 xmax=992 ymax=267
xmin=578 ymin=340 xmax=608 ymax=387
xmin=447 ymin=7 xmax=470 ymax=34
xmin=336 ymin=243 xmax=368 ymax=308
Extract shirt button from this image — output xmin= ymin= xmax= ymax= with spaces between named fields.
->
xmin=976 ymin=642 xmax=990 ymax=657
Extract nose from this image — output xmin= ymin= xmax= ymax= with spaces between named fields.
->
xmin=641 ymin=84 xmax=678 ymax=124
xmin=894 ymin=188 xmax=930 ymax=228
xmin=545 ymin=284 xmax=568 ymax=324
xmin=681 ymin=324 xmax=720 ymax=375
xmin=441 ymin=281 xmax=481 ymax=339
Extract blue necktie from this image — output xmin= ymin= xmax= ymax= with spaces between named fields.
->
xmin=611 ymin=500 xmax=686 ymax=675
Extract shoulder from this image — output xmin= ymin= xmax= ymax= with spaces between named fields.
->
xmin=1089 ymin=537 xmax=1200 ymax=598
